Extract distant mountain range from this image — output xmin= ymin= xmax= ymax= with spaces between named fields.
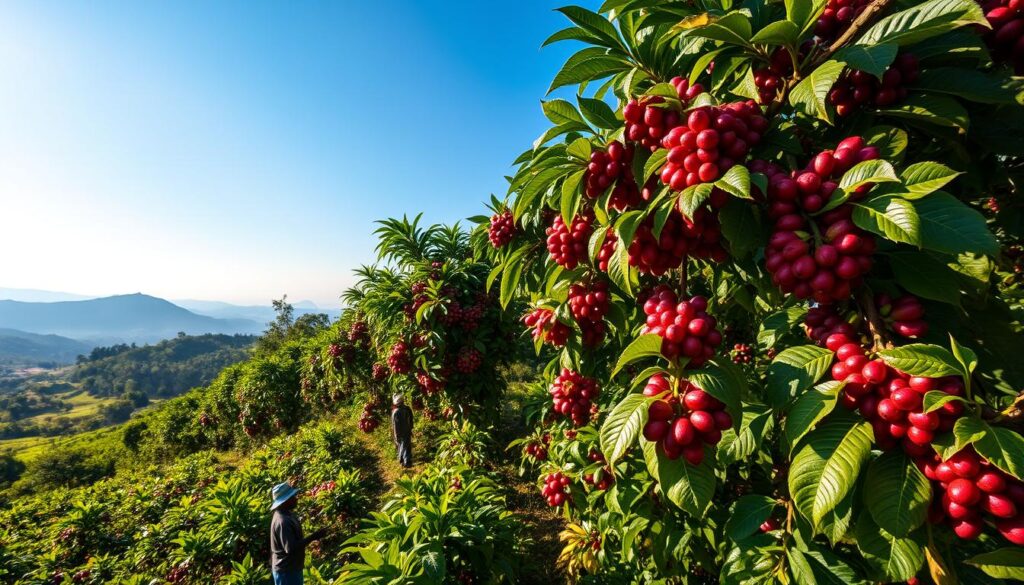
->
xmin=0 ymin=294 xmax=264 ymax=345
xmin=173 ymin=299 xmax=337 ymax=323
xmin=0 ymin=328 xmax=93 ymax=365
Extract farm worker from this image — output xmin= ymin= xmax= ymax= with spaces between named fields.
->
xmin=391 ymin=393 xmax=414 ymax=468
xmin=269 ymin=482 xmax=326 ymax=585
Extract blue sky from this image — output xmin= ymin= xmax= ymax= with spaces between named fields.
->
xmin=0 ymin=1 xmax=587 ymax=307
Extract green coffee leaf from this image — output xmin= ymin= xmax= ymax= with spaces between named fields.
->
xmin=767 ymin=344 xmax=835 ymax=408
xmin=726 ymin=495 xmax=777 ymax=541
xmin=641 ymin=440 xmax=716 ymax=515
xmin=785 ymin=380 xmax=841 ymax=449
xmin=789 ymin=60 xmax=846 ymax=123
xmin=877 ymin=344 xmax=962 ymax=377
xmin=611 ymin=333 xmax=664 ymax=377
xmin=600 ymin=393 xmax=652 ymax=465
xmin=790 ymin=415 xmax=874 ymax=528
xmin=864 ymin=451 xmax=931 ymax=536
xmin=852 ymin=196 xmax=920 ymax=245
xmin=916 ymin=192 xmax=999 ymax=256
xmin=854 ymin=513 xmax=925 ymax=582
xmin=966 ymin=548 xmax=1024 ymax=580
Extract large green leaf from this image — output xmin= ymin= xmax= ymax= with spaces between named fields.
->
xmin=854 ymin=514 xmax=925 ymax=581
xmin=785 ymin=0 xmax=828 ymax=36
xmin=966 ymin=548 xmax=1024 ymax=580
xmin=766 ymin=345 xmax=834 ymax=408
xmin=877 ymin=344 xmax=962 ymax=377
xmin=789 ymin=415 xmax=874 ymax=528
xmin=611 ymin=333 xmax=664 ymax=377
xmin=898 ymin=162 xmax=962 ymax=199
xmin=852 ymin=196 xmax=920 ymax=245
xmin=757 ymin=306 xmax=808 ymax=349
xmin=878 ymin=94 xmax=970 ymax=129
xmin=714 ymin=164 xmax=752 ymax=200
xmin=641 ymin=440 xmax=716 ymax=516
xmin=719 ymin=198 xmax=764 ymax=258
xmin=750 ymin=20 xmax=799 ymax=46
xmin=689 ymin=12 xmax=754 ymax=48
xmin=864 ymin=451 xmax=931 ymax=537
xmin=555 ymin=6 xmax=624 ymax=50
xmin=856 ymin=0 xmax=988 ymax=47
xmin=600 ymin=393 xmax=652 ymax=466
xmin=678 ymin=183 xmax=715 ymax=219
xmin=887 ymin=250 xmax=962 ymax=306
xmin=915 ymin=192 xmax=999 ymax=256
xmin=910 ymin=67 xmax=1018 ymax=104
xmin=834 ymin=44 xmax=898 ymax=78
xmin=726 ymin=495 xmax=777 ymax=541
xmin=718 ymin=404 xmax=773 ymax=465
xmin=784 ymin=380 xmax=841 ymax=449
xmin=542 ymin=99 xmax=587 ymax=126
xmin=968 ymin=420 xmax=1024 ymax=480
xmin=578 ymin=97 xmax=620 ymax=130
xmin=549 ymin=53 xmax=630 ymax=93
xmin=788 ymin=60 xmax=845 ymax=123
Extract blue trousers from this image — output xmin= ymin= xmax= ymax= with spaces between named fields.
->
xmin=273 ymin=570 xmax=302 ymax=585
xmin=397 ymin=437 xmax=412 ymax=467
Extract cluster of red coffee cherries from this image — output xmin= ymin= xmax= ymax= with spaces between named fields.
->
xmin=828 ymin=54 xmax=919 ymax=116
xmin=596 ymin=232 xmax=617 ymax=272
xmin=823 ymin=331 xmax=1024 ymax=544
xmin=659 ymin=102 xmax=768 ymax=189
xmin=455 ymin=347 xmax=482 ymax=374
xmin=877 ymin=293 xmax=929 ymax=338
xmin=804 ymin=304 xmax=859 ymax=346
xmin=585 ymin=141 xmax=652 ymax=210
xmin=583 ymin=450 xmax=614 ymax=490
xmin=623 ymin=77 xmax=703 ymax=151
xmin=640 ymin=374 xmax=732 ymax=465
xmin=372 ymin=363 xmax=388 ymax=381
xmin=731 ymin=343 xmax=753 ymax=364
xmin=416 ymin=371 xmax=445 ymax=395
xmin=523 ymin=308 xmax=570 ymax=347
xmin=814 ymin=0 xmax=872 ymax=43
xmin=922 ymin=446 xmax=1024 ymax=542
xmin=568 ymin=280 xmax=610 ymax=324
xmin=348 ymin=319 xmax=368 ymax=342
xmin=387 ymin=341 xmax=411 ymax=374
xmin=358 ymin=402 xmax=380 ymax=433
xmin=546 ymin=213 xmax=594 ymax=270
xmin=754 ymin=49 xmax=795 ymax=104
xmin=981 ymin=0 xmax=1024 ymax=74
xmin=524 ymin=439 xmax=549 ymax=461
xmin=760 ymin=137 xmax=880 ymax=302
xmin=488 ymin=209 xmax=516 ymax=248
xmin=541 ymin=471 xmax=573 ymax=507
xmin=628 ymin=207 xmax=728 ymax=276
xmin=549 ymin=368 xmax=601 ymax=426
xmin=641 ymin=286 xmax=723 ymax=366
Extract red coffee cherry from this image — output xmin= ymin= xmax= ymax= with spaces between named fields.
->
xmin=523 ymin=307 xmax=570 ymax=347
xmin=640 ymin=373 xmax=731 ymax=466
xmin=540 ymin=471 xmax=572 ymax=507
xmin=546 ymin=213 xmax=594 ymax=270
xmin=488 ymin=209 xmax=516 ymax=248
xmin=549 ymin=368 xmax=601 ymax=426
xmin=640 ymin=285 xmax=723 ymax=366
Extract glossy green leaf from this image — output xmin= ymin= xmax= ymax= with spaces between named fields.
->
xmin=915 ymin=192 xmax=999 ymax=256
xmin=600 ymin=393 xmax=652 ymax=465
xmin=611 ymin=333 xmax=664 ymax=377
xmin=852 ymin=196 xmax=920 ymax=245
xmin=864 ymin=451 xmax=931 ymax=536
xmin=854 ymin=513 xmax=925 ymax=581
xmin=726 ymin=495 xmax=777 ymax=541
xmin=789 ymin=416 xmax=874 ymax=527
xmin=785 ymin=380 xmax=841 ymax=449
xmin=789 ymin=60 xmax=845 ymax=123
xmin=641 ymin=440 xmax=716 ymax=516
xmin=766 ymin=344 xmax=835 ymax=408
xmin=856 ymin=0 xmax=988 ymax=47
xmin=877 ymin=344 xmax=962 ymax=378
xmin=966 ymin=548 xmax=1024 ymax=580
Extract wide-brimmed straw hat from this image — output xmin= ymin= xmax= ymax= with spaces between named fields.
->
xmin=270 ymin=482 xmax=300 ymax=511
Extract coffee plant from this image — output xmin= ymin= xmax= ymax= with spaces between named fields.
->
xmin=473 ymin=0 xmax=1024 ymax=582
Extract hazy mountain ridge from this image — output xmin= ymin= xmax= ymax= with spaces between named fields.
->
xmin=0 ymin=294 xmax=263 ymax=343
xmin=0 ymin=329 xmax=92 ymax=365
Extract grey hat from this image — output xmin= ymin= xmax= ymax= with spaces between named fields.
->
xmin=270 ymin=482 xmax=300 ymax=511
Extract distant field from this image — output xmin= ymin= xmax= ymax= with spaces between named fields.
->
xmin=0 ymin=426 xmax=124 ymax=461
xmin=0 ymin=389 xmax=163 ymax=459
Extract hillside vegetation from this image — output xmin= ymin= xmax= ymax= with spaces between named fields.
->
xmin=4 ymin=1 xmax=1024 ymax=584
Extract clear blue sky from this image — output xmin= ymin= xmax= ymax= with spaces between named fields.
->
xmin=0 ymin=0 xmax=589 ymax=307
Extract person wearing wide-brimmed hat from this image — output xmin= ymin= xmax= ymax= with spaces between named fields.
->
xmin=268 ymin=482 xmax=326 ymax=585
xmin=391 ymin=393 xmax=413 ymax=468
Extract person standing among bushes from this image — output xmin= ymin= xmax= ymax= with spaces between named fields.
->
xmin=269 ymin=482 xmax=326 ymax=585
xmin=391 ymin=394 xmax=413 ymax=468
